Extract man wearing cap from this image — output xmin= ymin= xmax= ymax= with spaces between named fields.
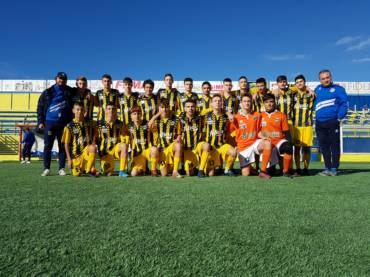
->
xmin=37 ymin=72 xmax=74 ymax=176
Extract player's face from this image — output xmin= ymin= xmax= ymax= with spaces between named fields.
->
xmin=185 ymin=103 xmax=196 ymax=116
xmin=144 ymin=84 xmax=153 ymax=96
xmin=123 ymin=82 xmax=133 ymax=92
xmin=223 ymin=81 xmax=232 ymax=92
xmin=56 ymin=77 xmax=67 ymax=86
xmin=256 ymin=82 xmax=266 ymax=93
xmin=212 ymin=96 xmax=222 ymax=110
xmin=131 ymin=111 xmax=141 ymax=123
xmin=241 ymin=96 xmax=252 ymax=111
xmin=184 ymin=81 xmax=193 ymax=92
xmin=202 ymin=84 xmax=211 ymax=96
xmin=277 ymin=80 xmax=288 ymax=90
xmin=76 ymin=80 xmax=87 ymax=90
xmin=164 ymin=76 xmax=173 ymax=88
xmin=105 ymin=105 xmax=116 ymax=120
xmin=264 ymin=99 xmax=275 ymax=112
xmin=73 ymin=105 xmax=84 ymax=120
xmin=319 ymin=72 xmax=332 ymax=87
xmin=102 ymin=78 xmax=112 ymax=89
xmin=239 ymin=79 xmax=248 ymax=90
xmin=159 ymin=105 xmax=170 ymax=117
xmin=295 ymin=79 xmax=305 ymax=90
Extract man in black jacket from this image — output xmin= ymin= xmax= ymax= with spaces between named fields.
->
xmin=37 ymin=72 xmax=74 ymax=176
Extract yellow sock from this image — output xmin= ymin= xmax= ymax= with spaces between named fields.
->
xmin=150 ymin=157 xmax=158 ymax=171
xmin=225 ymin=155 xmax=235 ymax=170
xmin=199 ymin=151 xmax=209 ymax=171
xmin=173 ymin=156 xmax=180 ymax=172
xmin=120 ymin=157 xmax=127 ymax=171
xmin=86 ymin=153 xmax=96 ymax=173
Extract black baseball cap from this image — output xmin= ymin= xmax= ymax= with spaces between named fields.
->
xmin=56 ymin=72 xmax=68 ymax=80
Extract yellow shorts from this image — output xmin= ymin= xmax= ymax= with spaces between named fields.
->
xmin=292 ymin=126 xmax=313 ymax=147
xmin=195 ymin=142 xmax=221 ymax=170
xmin=159 ymin=143 xmax=175 ymax=169
xmin=216 ymin=143 xmax=233 ymax=161
xmin=184 ymin=149 xmax=199 ymax=171
xmin=131 ymin=148 xmax=151 ymax=172
xmin=100 ymin=154 xmax=115 ymax=174
xmin=71 ymin=147 xmax=93 ymax=176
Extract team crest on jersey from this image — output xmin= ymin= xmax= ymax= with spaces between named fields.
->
xmin=330 ymin=88 xmax=336 ymax=93
xmin=72 ymin=127 xmax=79 ymax=134
xmin=274 ymin=117 xmax=281 ymax=123
xmin=253 ymin=116 xmax=258 ymax=121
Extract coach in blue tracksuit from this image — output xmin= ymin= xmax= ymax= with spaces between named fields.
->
xmin=314 ymin=70 xmax=348 ymax=176
xmin=37 ymin=72 xmax=74 ymax=176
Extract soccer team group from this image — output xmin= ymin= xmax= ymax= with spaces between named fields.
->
xmin=41 ymin=72 xmax=317 ymax=179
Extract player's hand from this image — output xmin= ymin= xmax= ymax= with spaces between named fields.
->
xmin=38 ymin=123 xmax=44 ymax=129
xmin=67 ymin=159 xmax=72 ymax=169
xmin=148 ymin=119 xmax=155 ymax=129
xmin=176 ymin=136 xmax=182 ymax=143
xmin=307 ymin=87 xmax=315 ymax=98
xmin=252 ymin=93 xmax=258 ymax=100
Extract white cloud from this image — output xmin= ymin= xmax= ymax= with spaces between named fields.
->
xmin=347 ymin=38 xmax=370 ymax=51
xmin=352 ymin=57 xmax=370 ymax=63
xmin=264 ymin=54 xmax=308 ymax=61
xmin=335 ymin=36 xmax=361 ymax=46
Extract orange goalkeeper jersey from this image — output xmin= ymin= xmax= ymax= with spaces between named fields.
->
xmin=260 ymin=110 xmax=289 ymax=146
xmin=230 ymin=111 xmax=261 ymax=151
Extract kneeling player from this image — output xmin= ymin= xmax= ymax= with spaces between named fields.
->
xmin=259 ymin=94 xmax=293 ymax=177
xmin=128 ymin=106 xmax=159 ymax=176
xmin=97 ymin=103 xmax=129 ymax=177
xmin=152 ymin=100 xmax=183 ymax=178
xmin=230 ymin=94 xmax=278 ymax=179
xmin=198 ymin=94 xmax=237 ymax=177
xmin=62 ymin=102 xmax=98 ymax=177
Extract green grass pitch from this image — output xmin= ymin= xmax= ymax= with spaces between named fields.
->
xmin=1 ymin=161 xmax=370 ymax=276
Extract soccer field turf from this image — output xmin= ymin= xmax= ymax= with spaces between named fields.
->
xmin=1 ymin=161 xmax=370 ymax=276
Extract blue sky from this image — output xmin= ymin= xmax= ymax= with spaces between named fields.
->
xmin=1 ymin=0 xmax=370 ymax=81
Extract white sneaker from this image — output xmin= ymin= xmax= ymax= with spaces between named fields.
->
xmin=41 ymin=169 xmax=50 ymax=176
xmin=58 ymin=168 xmax=66 ymax=176
xmin=21 ymin=160 xmax=26 ymax=164
xmin=26 ymin=161 xmax=31 ymax=164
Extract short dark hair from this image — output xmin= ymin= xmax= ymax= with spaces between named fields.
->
xmin=130 ymin=106 xmax=142 ymax=114
xmin=102 ymin=74 xmax=112 ymax=80
xmin=256 ymin=78 xmax=267 ymax=85
xmin=76 ymin=76 xmax=87 ymax=83
xmin=164 ymin=73 xmax=174 ymax=80
xmin=184 ymin=99 xmax=196 ymax=106
xmin=262 ymin=93 xmax=275 ymax=102
xmin=106 ymin=102 xmax=116 ymax=108
xmin=143 ymin=79 xmax=154 ymax=88
xmin=212 ymin=94 xmax=222 ymax=101
xmin=276 ymin=75 xmax=287 ymax=83
xmin=73 ymin=102 xmax=85 ymax=108
xmin=202 ymin=81 xmax=211 ymax=87
xmin=123 ymin=77 xmax=133 ymax=84
xmin=184 ymin=77 xmax=193 ymax=83
xmin=223 ymin=78 xmax=232 ymax=83
xmin=158 ymin=99 xmax=169 ymax=107
xmin=295 ymin=74 xmax=306 ymax=82
xmin=241 ymin=93 xmax=253 ymax=101
xmin=239 ymin=76 xmax=248 ymax=81
xmin=319 ymin=69 xmax=331 ymax=77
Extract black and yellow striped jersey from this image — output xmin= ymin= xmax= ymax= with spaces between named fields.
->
xmin=275 ymin=89 xmax=295 ymax=120
xmin=179 ymin=112 xmax=203 ymax=150
xmin=127 ymin=120 xmax=154 ymax=157
xmin=197 ymin=95 xmax=212 ymax=116
xmin=119 ymin=92 xmax=139 ymax=125
xmin=222 ymin=93 xmax=239 ymax=114
xmin=252 ymin=93 xmax=267 ymax=112
xmin=62 ymin=119 xmax=96 ymax=158
xmin=71 ymin=88 xmax=95 ymax=120
xmin=157 ymin=88 xmax=179 ymax=113
xmin=203 ymin=111 xmax=229 ymax=148
xmin=137 ymin=95 xmax=157 ymax=122
xmin=97 ymin=119 xmax=127 ymax=156
xmin=293 ymin=90 xmax=315 ymax=126
xmin=177 ymin=92 xmax=199 ymax=114
xmin=153 ymin=114 xmax=181 ymax=150
xmin=95 ymin=89 xmax=120 ymax=121
xmin=233 ymin=90 xmax=248 ymax=102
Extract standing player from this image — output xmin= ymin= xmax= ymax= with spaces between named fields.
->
xmin=137 ymin=79 xmax=157 ymax=122
xmin=198 ymin=81 xmax=213 ymax=116
xmin=127 ymin=106 xmax=159 ymax=177
xmin=21 ymin=127 xmax=36 ymax=164
xmin=221 ymin=78 xmax=238 ymax=115
xmin=197 ymin=94 xmax=237 ymax=177
xmin=259 ymin=94 xmax=293 ymax=177
xmin=119 ymin=77 xmax=139 ymax=125
xmin=292 ymin=75 xmax=315 ymax=176
xmin=97 ymin=103 xmax=129 ymax=177
xmin=157 ymin=73 xmax=179 ymax=114
xmin=234 ymin=76 xmax=249 ymax=101
xmin=72 ymin=76 xmax=95 ymax=120
xmin=152 ymin=100 xmax=183 ymax=178
xmin=251 ymin=78 xmax=269 ymax=112
xmin=179 ymin=100 xmax=203 ymax=176
xmin=62 ymin=102 xmax=98 ymax=177
xmin=95 ymin=74 xmax=120 ymax=122
xmin=230 ymin=94 xmax=276 ymax=179
xmin=177 ymin=77 xmax=199 ymax=114
xmin=272 ymin=75 xmax=295 ymax=124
